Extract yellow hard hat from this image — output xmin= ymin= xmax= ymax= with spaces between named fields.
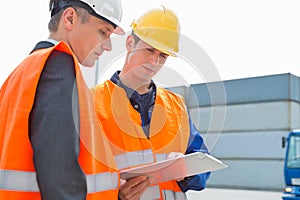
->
xmin=131 ymin=6 xmax=180 ymax=56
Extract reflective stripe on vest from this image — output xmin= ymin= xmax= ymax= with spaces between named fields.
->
xmin=162 ymin=190 xmax=187 ymax=200
xmin=0 ymin=170 xmax=39 ymax=192
xmin=139 ymin=186 xmax=187 ymax=200
xmin=155 ymin=153 xmax=168 ymax=162
xmin=86 ymin=172 xmax=119 ymax=193
xmin=115 ymin=149 xmax=154 ymax=169
xmin=140 ymin=185 xmax=161 ymax=200
xmin=0 ymin=170 xmax=118 ymax=193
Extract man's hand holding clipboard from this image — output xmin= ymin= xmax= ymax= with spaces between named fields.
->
xmin=120 ymin=152 xmax=228 ymax=185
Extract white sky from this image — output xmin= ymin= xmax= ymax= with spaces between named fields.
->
xmin=1 ymin=0 xmax=300 ymax=87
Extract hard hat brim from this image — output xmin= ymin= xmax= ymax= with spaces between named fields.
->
xmin=113 ymin=26 xmax=125 ymax=35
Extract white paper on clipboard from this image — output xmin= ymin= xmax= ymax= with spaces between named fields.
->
xmin=120 ymin=152 xmax=228 ymax=185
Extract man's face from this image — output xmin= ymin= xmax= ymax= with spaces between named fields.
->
xmin=126 ymin=37 xmax=169 ymax=82
xmin=70 ymin=14 xmax=115 ymax=67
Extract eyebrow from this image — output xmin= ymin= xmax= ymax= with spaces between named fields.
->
xmin=139 ymin=41 xmax=168 ymax=55
xmin=104 ymin=26 xmax=112 ymax=32
xmin=103 ymin=25 xmax=114 ymax=34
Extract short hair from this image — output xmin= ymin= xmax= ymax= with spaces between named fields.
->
xmin=48 ymin=0 xmax=89 ymax=32
xmin=131 ymin=31 xmax=141 ymax=46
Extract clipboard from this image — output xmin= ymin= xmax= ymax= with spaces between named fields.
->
xmin=120 ymin=152 xmax=228 ymax=185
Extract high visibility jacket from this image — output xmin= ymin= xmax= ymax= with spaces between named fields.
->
xmin=92 ymin=80 xmax=190 ymax=200
xmin=0 ymin=42 xmax=119 ymax=199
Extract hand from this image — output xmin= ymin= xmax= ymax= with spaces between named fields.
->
xmin=118 ymin=176 xmax=153 ymax=200
xmin=167 ymin=152 xmax=185 ymax=181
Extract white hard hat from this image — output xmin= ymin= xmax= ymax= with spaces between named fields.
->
xmin=50 ymin=0 xmax=124 ymax=34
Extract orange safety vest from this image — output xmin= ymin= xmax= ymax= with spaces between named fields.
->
xmin=0 ymin=42 xmax=119 ymax=200
xmin=92 ymin=80 xmax=190 ymax=200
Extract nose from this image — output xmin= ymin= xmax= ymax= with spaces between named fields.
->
xmin=102 ymin=37 xmax=112 ymax=51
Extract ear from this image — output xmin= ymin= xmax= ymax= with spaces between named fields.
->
xmin=126 ymin=35 xmax=135 ymax=51
xmin=62 ymin=7 xmax=78 ymax=30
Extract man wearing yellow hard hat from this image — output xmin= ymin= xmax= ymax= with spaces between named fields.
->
xmin=91 ymin=6 xmax=210 ymax=200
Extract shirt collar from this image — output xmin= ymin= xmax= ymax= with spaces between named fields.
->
xmin=110 ymin=71 xmax=156 ymax=98
xmin=46 ymin=38 xmax=59 ymax=45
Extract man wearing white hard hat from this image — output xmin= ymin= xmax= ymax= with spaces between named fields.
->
xmin=0 ymin=0 xmax=124 ymax=199
xmin=92 ymin=6 xmax=210 ymax=200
